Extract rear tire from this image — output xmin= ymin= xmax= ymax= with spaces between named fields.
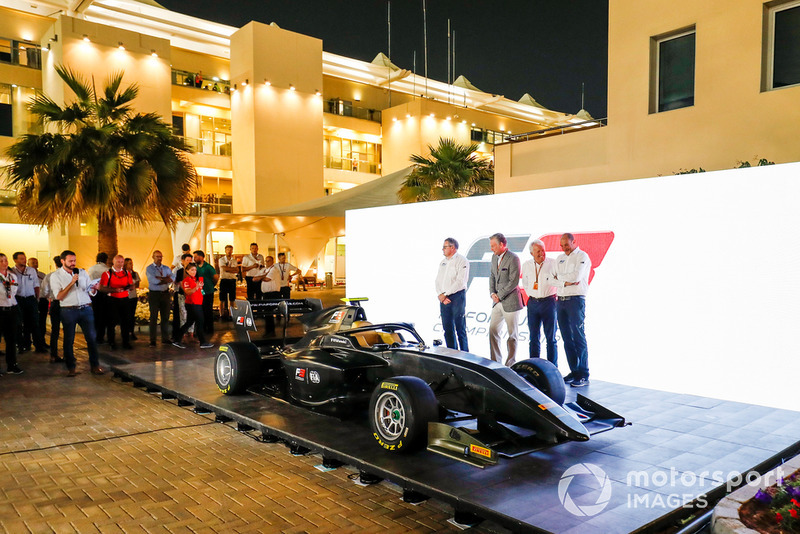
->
xmin=215 ymin=342 xmax=262 ymax=394
xmin=512 ymin=359 xmax=566 ymax=406
xmin=369 ymin=376 xmax=438 ymax=453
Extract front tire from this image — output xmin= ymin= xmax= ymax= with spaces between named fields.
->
xmin=215 ymin=342 xmax=262 ymax=394
xmin=369 ymin=376 xmax=438 ymax=453
xmin=512 ymin=359 xmax=566 ymax=406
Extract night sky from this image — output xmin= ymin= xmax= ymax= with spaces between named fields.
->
xmin=157 ymin=0 xmax=609 ymax=118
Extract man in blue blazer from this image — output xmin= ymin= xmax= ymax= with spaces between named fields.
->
xmin=488 ymin=233 xmax=523 ymax=366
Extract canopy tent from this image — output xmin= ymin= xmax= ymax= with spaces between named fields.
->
xmin=518 ymin=92 xmax=548 ymax=109
xmin=453 ymin=75 xmax=482 ymax=92
xmin=192 ymin=166 xmax=412 ymax=274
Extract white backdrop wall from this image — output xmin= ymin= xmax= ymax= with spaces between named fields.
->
xmin=346 ymin=162 xmax=800 ymax=409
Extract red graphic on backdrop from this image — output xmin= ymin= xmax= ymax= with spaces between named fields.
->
xmin=538 ymin=232 xmax=615 ymax=284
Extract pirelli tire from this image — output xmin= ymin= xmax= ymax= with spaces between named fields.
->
xmin=369 ymin=376 xmax=438 ymax=453
xmin=511 ymin=359 xmax=567 ymax=406
xmin=214 ymin=342 xmax=262 ymax=395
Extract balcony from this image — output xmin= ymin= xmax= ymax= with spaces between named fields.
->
xmin=324 ymin=156 xmax=379 ymax=175
xmin=324 ymin=99 xmax=381 ymax=123
xmin=0 ymin=38 xmax=41 ymax=69
xmin=182 ymin=194 xmax=233 ymax=217
xmin=171 ymin=68 xmax=231 ymax=94
xmin=180 ymin=135 xmax=231 ymax=157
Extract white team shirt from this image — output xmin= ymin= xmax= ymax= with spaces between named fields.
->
xmin=218 ymin=255 xmax=239 ymax=280
xmin=241 ymin=253 xmax=264 ymax=277
xmin=41 ymin=271 xmax=55 ymax=300
xmin=0 ymin=270 xmax=18 ymax=307
xmin=13 ymin=265 xmax=40 ymax=297
xmin=258 ymin=265 xmax=279 ymax=293
xmin=553 ymin=247 xmax=591 ymax=297
xmin=275 ymin=262 xmax=297 ymax=288
xmin=50 ymin=267 xmax=93 ymax=307
xmin=435 ymin=253 xmax=469 ymax=296
xmin=522 ymin=257 xmax=558 ymax=299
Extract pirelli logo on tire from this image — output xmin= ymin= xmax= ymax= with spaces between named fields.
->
xmin=380 ymin=382 xmax=398 ymax=390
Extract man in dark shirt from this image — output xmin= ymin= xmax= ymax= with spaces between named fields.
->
xmin=193 ymin=251 xmax=219 ymax=335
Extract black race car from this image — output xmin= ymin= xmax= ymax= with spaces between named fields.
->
xmin=214 ymin=298 xmax=625 ymax=466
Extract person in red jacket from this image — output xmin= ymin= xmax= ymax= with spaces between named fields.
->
xmin=99 ymin=254 xmax=134 ymax=350
xmin=172 ymin=264 xmax=213 ymax=349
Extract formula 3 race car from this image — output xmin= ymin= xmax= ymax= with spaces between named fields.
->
xmin=214 ymin=298 xmax=626 ymax=467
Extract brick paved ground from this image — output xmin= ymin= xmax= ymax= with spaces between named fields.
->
xmin=0 ymin=288 xmax=501 ymax=533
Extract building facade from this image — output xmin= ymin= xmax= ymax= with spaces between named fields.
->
xmin=0 ymin=0 xmax=587 ymax=279
xmin=495 ymin=0 xmax=800 ymax=192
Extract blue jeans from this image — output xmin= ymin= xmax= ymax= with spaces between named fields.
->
xmin=440 ymin=290 xmax=468 ymax=351
xmin=557 ymin=296 xmax=588 ymax=379
xmin=527 ymin=296 xmax=557 ymax=364
xmin=61 ymin=305 xmax=100 ymax=370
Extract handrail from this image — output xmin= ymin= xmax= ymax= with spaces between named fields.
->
xmin=504 ymin=118 xmax=608 ymax=144
xmin=171 ymin=68 xmax=231 ymax=94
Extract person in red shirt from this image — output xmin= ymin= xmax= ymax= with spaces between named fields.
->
xmin=172 ymin=264 xmax=213 ymax=349
xmin=99 ymin=254 xmax=134 ymax=350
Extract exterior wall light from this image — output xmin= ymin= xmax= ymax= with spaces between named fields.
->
xmin=406 ymin=113 xmax=411 ymax=118
xmin=82 ymin=35 xmax=90 ymax=42
xmin=392 ymin=117 xmax=397 ymax=122
xmin=242 ymin=79 xmax=248 ymax=86
xmin=151 ymin=49 xmax=158 ymax=57
xmin=232 ymin=84 xmax=237 ymax=92
xmin=264 ymin=79 xmax=271 ymax=86
xmin=315 ymin=90 xmax=321 ymax=96
xmin=118 ymin=42 xmax=125 ymax=50
xmin=289 ymin=84 xmax=296 ymax=91
xmin=446 ymin=116 xmax=451 ymax=121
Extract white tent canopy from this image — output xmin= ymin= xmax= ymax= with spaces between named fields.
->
xmin=196 ymin=167 xmax=412 ymax=273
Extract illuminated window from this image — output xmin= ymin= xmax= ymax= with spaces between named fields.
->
xmin=323 ymin=135 xmax=381 ymax=174
xmin=650 ymin=28 xmax=696 ymax=113
xmin=0 ymin=83 xmax=41 ymax=137
xmin=765 ymin=0 xmax=800 ymax=90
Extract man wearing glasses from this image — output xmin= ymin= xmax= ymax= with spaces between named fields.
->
xmin=435 ymin=238 xmax=469 ymax=351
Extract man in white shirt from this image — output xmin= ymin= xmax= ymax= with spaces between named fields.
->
xmin=13 ymin=251 xmax=46 ymax=354
xmin=521 ymin=240 xmax=558 ymax=364
xmin=254 ymin=256 xmax=279 ymax=332
xmin=553 ymin=233 xmax=592 ymax=388
xmin=171 ymin=243 xmax=191 ymax=270
xmin=0 ymin=252 xmax=23 ymax=375
xmin=218 ymin=245 xmax=239 ymax=321
xmin=488 ymin=233 xmax=523 ymax=366
xmin=241 ymin=243 xmax=264 ymax=301
xmin=275 ymin=253 xmax=299 ymax=300
xmin=435 ymin=237 xmax=469 ymax=351
xmin=50 ymin=250 xmax=103 ymax=377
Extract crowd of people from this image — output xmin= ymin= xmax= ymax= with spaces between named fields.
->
xmin=0 ymin=242 xmax=302 ymax=377
xmin=435 ymin=232 xmax=592 ymax=388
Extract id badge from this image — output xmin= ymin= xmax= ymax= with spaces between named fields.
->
xmin=533 ymin=282 xmax=538 ymax=291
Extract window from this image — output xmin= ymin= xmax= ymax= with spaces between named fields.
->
xmin=323 ymin=135 xmax=381 ymax=174
xmin=651 ymin=28 xmax=696 ymax=113
xmin=765 ymin=1 xmax=800 ymax=90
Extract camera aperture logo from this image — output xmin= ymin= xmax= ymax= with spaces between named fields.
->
xmin=558 ymin=463 xmax=613 ymax=517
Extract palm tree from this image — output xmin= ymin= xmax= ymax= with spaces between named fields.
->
xmin=398 ymin=137 xmax=493 ymax=203
xmin=3 ymin=65 xmax=198 ymax=258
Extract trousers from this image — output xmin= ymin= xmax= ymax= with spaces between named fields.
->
xmin=527 ymin=295 xmax=558 ymax=364
xmin=148 ymin=290 xmax=171 ymax=343
xmin=61 ymin=305 xmax=100 ymax=370
xmin=440 ymin=289 xmax=468 ymax=351
xmin=489 ymin=303 xmax=520 ymax=366
xmin=557 ymin=296 xmax=589 ymax=379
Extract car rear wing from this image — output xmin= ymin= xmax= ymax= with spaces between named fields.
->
xmin=231 ymin=298 xmax=323 ymax=342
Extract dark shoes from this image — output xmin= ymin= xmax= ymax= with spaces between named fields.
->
xmin=130 ymin=333 xmax=137 ymax=340
xmin=91 ymin=367 xmax=105 ymax=375
xmin=563 ymin=373 xmax=576 ymax=384
xmin=66 ymin=369 xmax=80 ymax=377
xmin=50 ymin=356 xmax=64 ymax=363
xmin=571 ymin=377 xmax=590 ymax=388
xmin=172 ymin=342 xmax=187 ymax=349
xmin=122 ymin=344 xmax=134 ymax=350
xmin=149 ymin=341 xmax=157 ymax=347
xmin=199 ymin=343 xmax=214 ymax=349
xmin=8 ymin=365 xmax=23 ymax=375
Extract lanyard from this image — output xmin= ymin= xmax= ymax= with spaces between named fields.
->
xmin=278 ymin=263 xmax=286 ymax=279
xmin=535 ymin=262 xmax=543 ymax=283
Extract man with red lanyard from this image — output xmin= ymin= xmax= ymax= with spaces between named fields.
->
xmin=0 ymin=253 xmax=23 ymax=375
xmin=521 ymin=239 xmax=558 ymax=364
xmin=99 ymin=254 xmax=134 ymax=350
xmin=172 ymin=263 xmax=214 ymax=349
